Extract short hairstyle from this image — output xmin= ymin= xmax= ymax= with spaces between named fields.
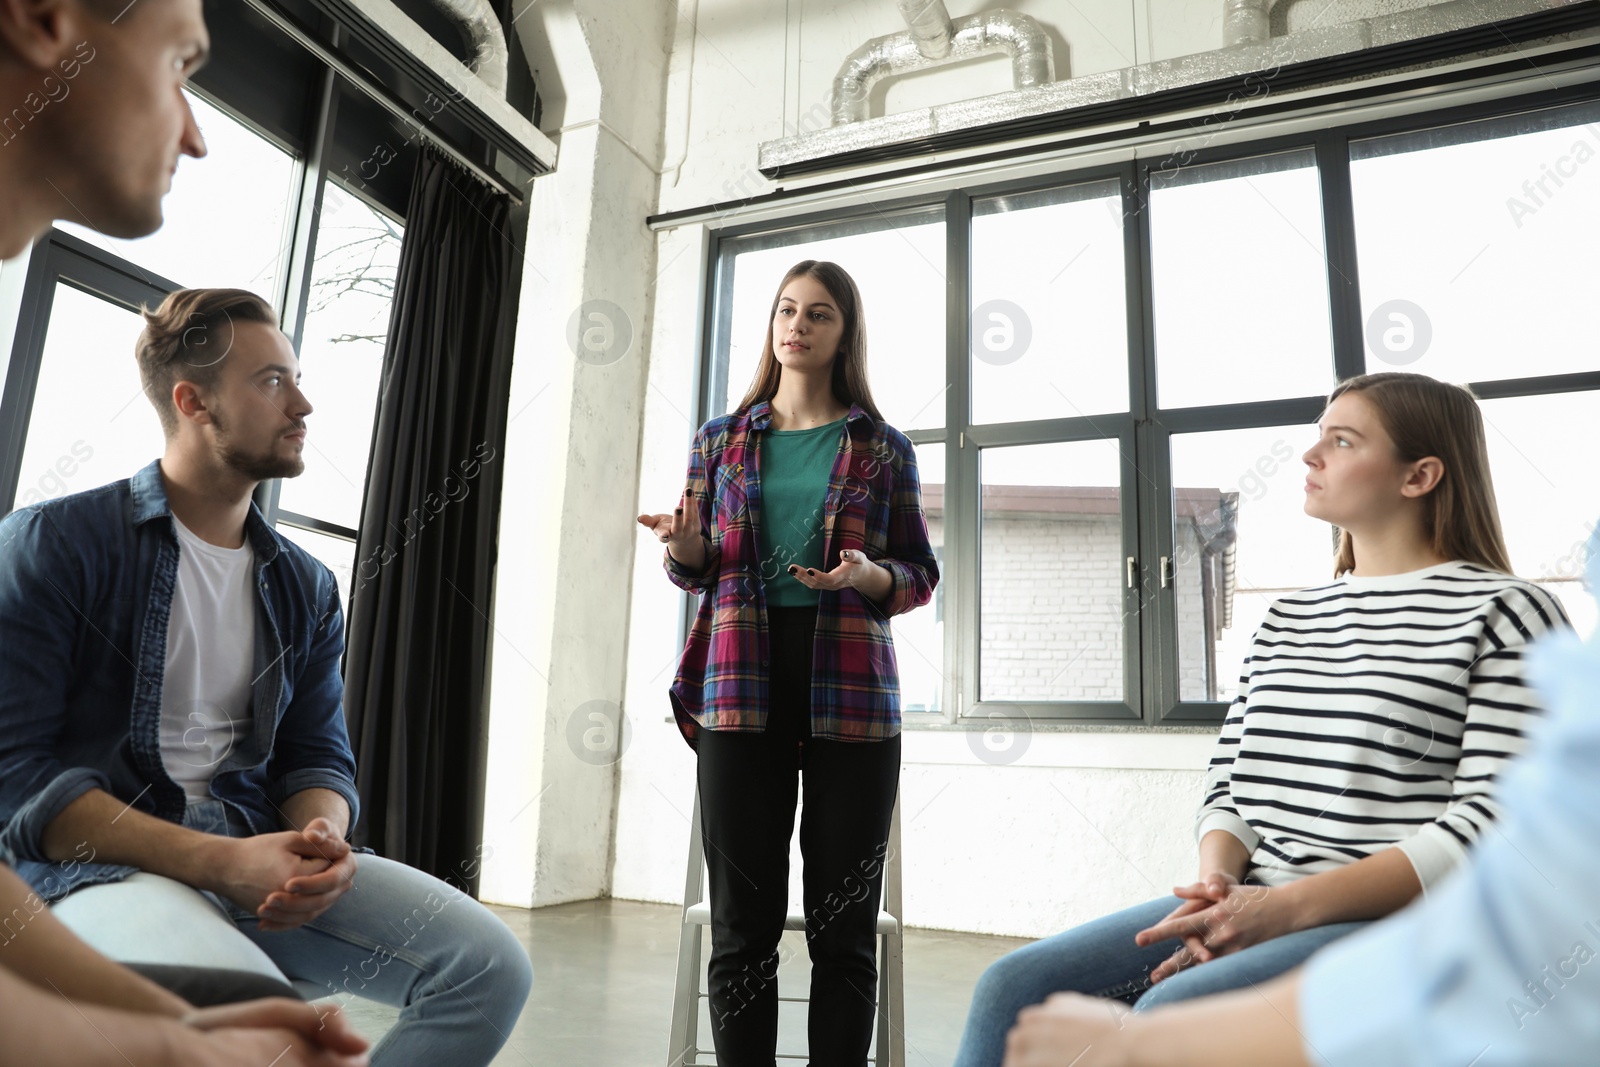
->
xmin=136 ymin=288 xmax=279 ymax=436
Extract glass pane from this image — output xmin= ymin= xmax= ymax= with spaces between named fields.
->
xmin=1169 ymin=426 xmax=1337 ymax=703
xmin=1350 ymin=107 xmax=1600 ymax=382
xmin=979 ymin=439 xmax=1125 ymax=702
xmin=723 ymin=214 xmax=946 ymax=432
xmin=893 ymin=439 xmax=944 ymax=713
xmin=12 ymin=285 xmax=164 ymax=510
xmin=971 ymin=181 xmax=1128 ymax=424
xmin=59 ymin=91 xmax=298 ymax=295
xmin=1479 ymin=390 xmax=1598 ymax=641
xmin=275 ymin=184 xmax=403 ymax=531
xmin=1150 ymin=151 xmax=1335 ymax=409
xmin=276 ymin=524 xmax=356 ymax=619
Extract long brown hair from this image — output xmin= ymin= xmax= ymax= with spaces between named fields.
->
xmin=734 ymin=260 xmax=884 ymax=421
xmin=1325 ymin=372 xmax=1511 ymax=578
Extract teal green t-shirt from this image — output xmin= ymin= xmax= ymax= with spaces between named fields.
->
xmin=757 ymin=417 xmax=847 ymax=607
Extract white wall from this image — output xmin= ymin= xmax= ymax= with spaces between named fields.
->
xmin=655 ymin=0 xmax=1244 ymax=219
xmin=479 ymin=0 xmax=675 ymax=908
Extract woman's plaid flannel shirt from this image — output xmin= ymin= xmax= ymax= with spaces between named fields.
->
xmin=665 ymin=401 xmax=939 ymax=745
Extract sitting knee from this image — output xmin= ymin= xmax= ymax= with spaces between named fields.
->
xmin=971 ymin=953 xmax=1025 ymax=1008
xmin=487 ymin=916 xmax=534 ymax=1003
xmin=506 ymin=945 xmax=534 ymax=1010
xmin=445 ymin=904 xmax=533 ymax=1009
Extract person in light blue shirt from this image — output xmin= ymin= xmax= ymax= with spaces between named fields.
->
xmin=1000 ymin=528 xmax=1600 ymax=1067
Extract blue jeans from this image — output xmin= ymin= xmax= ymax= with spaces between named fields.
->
xmin=953 ymin=895 xmax=1366 ymax=1067
xmin=55 ymin=801 xmax=532 ymax=1067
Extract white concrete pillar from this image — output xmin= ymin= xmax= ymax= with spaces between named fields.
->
xmin=479 ymin=0 xmax=672 ymax=908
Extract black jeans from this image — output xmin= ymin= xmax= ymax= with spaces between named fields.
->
xmin=697 ymin=604 xmax=902 ymax=1067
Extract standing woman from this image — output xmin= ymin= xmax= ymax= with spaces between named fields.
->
xmin=953 ymin=371 xmax=1570 ymax=1067
xmin=638 ymin=260 xmax=939 ymax=1067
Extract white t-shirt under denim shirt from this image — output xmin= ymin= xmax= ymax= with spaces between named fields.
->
xmin=1195 ymin=560 xmax=1570 ymax=891
xmin=159 ymin=516 xmax=257 ymax=802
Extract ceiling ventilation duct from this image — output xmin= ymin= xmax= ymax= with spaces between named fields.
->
xmin=1224 ymin=0 xmax=1279 ymax=46
xmin=899 ymin=0 xmax=956 ymax=58
xmin=833 ymin=5 xmax=1056 ymax=126
xmin=759 ymin=0 xmax=1598 ymax=180
xmin=423 ymin=0 xmax=509 ymax=96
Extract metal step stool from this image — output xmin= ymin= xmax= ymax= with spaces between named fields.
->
xmin=667 ymin=788 xmax=905 ymax=1067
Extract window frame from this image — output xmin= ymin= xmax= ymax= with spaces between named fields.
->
xmin=0 ymin=232 xmax=177 ymax=513
xmin=692 ymin=82 xmax=1600 ymax=730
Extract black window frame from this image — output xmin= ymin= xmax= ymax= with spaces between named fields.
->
xmin=691 ymin=81 xmax=1600 ymax=730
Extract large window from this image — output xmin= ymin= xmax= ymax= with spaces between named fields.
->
xmin=718 ymin=209 xmax=948 ymax=432
xmin=1348 ymin=110 xmax=1600 ymax=384
xmin=1148 ymin=151 xmax=1335 ymax=410
xmin=978 ymin=439 xmax=1131 ymax=706
xmin=9 ymin=281 xmax=160 ymax=508
xmin=1347 ymin=104 xmax=1599 ymax=639
xmin=699 ymin=92 xmax=1600 ymax=727
xmin=272 ymin=184 xmax=405 ymax=609
xmin=969 ymin=180 xmax=1127 ymax=424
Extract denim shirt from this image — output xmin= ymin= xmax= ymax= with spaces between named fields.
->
xmin=0 ymin=460 xmax=360 ymax=900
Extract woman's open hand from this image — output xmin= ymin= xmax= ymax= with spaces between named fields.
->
xmin=638 ymin=488 xmax=705 ymax=571
xmin=787 ymin=548 xmax=883 ymax=594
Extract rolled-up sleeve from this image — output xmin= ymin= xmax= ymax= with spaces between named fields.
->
xmin=0 ymin=510 xmax=113 ymax=864
xmin=662 ymin=424 xmax=719 ymax=595
xmin=875 ymin=436 xmax=938 ymax=618
xmin=265 ymin=568 xmax=360 ymax=831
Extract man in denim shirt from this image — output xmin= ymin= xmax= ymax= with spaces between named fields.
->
xmin=0 ymin=1 xmax=384 ymax=1062
xmin=0 ymin=287 xmax=532 ymax=1066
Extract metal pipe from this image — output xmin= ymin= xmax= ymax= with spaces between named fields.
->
xmin=1223 ymin=0 xmax=1281 ymax=46
xmin=833 ymin=9 xmax=1055 ymax=125
xmin=424 ymin=0 xmax=509 ymax=95
xmin=897 ymin=0 xmax=954 ymax=59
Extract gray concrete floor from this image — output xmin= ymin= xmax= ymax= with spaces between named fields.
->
xmin=333 ymin=898 xmax=1027 ymax=1066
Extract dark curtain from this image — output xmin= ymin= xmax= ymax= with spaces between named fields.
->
xmin=343 ymin=146 xmax=520 ymax=897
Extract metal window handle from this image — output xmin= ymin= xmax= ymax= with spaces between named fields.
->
xmin=1126 ymin=556 xmax=1136 ymax=589
xmin=1160 ymin=555 xmax=1172 ymax=589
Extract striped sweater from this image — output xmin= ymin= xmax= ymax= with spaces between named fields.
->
xmin=1196 ymin=561 xmax=1570 ymax=889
